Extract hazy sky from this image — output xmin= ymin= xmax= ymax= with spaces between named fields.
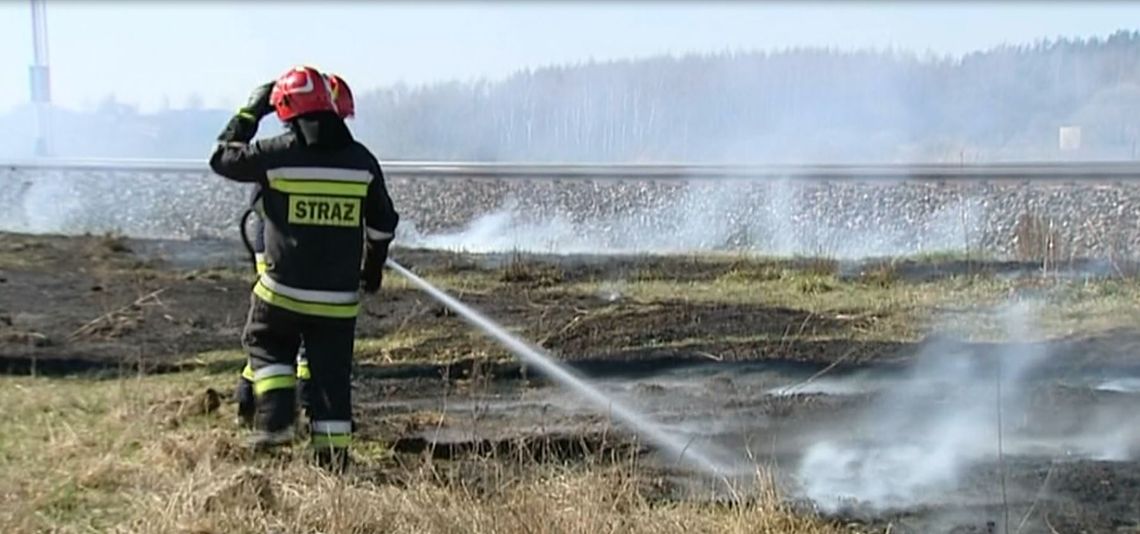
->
xmin=1 ymin=1 xmax=1138 ymax=113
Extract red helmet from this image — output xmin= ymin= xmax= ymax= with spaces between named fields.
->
xmin=270 ymin=65 xmax=336 ymax=121
xmin=327 ymin=73 xmax=355 ymax=119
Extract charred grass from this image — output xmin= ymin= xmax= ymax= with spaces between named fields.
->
xmin=7 ymin=230 xmax=1140 ymax=374
xmin=4 ymin=233 xmax=1140 ymax=532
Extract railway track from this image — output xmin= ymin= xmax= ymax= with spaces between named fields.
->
xmin=4 ymin=159 xmax=1140 ymax=259
xmin=5 ymin=158 xmax=1140 ymax=181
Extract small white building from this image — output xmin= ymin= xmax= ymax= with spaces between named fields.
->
xmin=1059 ymin=125 xmax=1082 ymax=152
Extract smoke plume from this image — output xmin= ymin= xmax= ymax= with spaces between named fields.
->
xmin=400 ymin=179 xmax=984 ymax=259
xmin=796 ymin=301 xmax=1047 ymax=512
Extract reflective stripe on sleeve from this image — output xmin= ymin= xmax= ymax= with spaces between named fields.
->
xmin=365 ymin=227 xmax=394 ymax=241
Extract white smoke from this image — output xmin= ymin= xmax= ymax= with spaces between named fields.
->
xmin=1 ymin=174 xmax=86 ymax=234
xmin=1065 ymin=409 xmax=1140 ymax=461
xmin=400 ymin=179 xmax=984 ymax=258
xmin=796 ymin=301 xmax=1048 ymax=513
xmin=0 ymin=170 xmax=251 ymax=240
xmin=1096 ymin=378 xmax=1140 ymax=393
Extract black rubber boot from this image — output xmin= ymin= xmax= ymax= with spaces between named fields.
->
xmin=235 ymin=377 xmax=256 ymax=429
xmin=248 ymin=427 xmax=295 ymax=452
xmin=313 ymin=447 xmax=352 ymax=474
xmin=296 ymin=377 xmax=312 ymax=422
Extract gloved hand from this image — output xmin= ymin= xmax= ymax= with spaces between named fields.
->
xmin=360 ymin=270 xmax=383 ymax=294
xmin=241 ymin=81 xmax=275 ymax=120
xmin=360 ymin=241 xmax=389 ymax=294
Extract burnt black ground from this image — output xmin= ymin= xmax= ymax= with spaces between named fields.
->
xmin=353 ymin=359 xmax=1139 ymax=534
xmin=1 ymin=231 xmax=1138 ymax=533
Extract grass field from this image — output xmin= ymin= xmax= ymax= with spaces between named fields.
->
xmin=1 ymin=232 xmax=1139 ymax=532
xmin=0 ymin=370 xmax=845 ymax=534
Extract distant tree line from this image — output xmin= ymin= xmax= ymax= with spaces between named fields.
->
xmin=2 ymin=31 xmax=1139 ymax=162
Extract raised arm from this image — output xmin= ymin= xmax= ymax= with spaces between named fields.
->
xmin=208 ymin=82 xmax=275 ymax=183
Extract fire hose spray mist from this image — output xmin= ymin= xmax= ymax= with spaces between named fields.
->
xmin=386 ymin=259 xmax=731 ymax=477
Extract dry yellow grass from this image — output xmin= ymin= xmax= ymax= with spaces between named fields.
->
xmin=0 ymin=372 xmax=846 ymax=534
xmin=405 ymin=251 xmax=1140 ymax=346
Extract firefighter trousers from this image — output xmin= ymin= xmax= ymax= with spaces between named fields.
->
xmin=242 ymin=294 xmax=355 ymax=455
xmin=236 ymin=352 xmax=311 ymax=426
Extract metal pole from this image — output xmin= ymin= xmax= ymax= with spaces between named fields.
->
xmin=29 ymin=0 xmax=52 ymax=157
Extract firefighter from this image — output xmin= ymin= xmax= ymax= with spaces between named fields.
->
xmin=327 ymin=73 xmax=355 ymax=119
xmin=210 ymin=65 xmax=398 ymax=470
xmin=234 ymin=71 xmax=357 ymax=428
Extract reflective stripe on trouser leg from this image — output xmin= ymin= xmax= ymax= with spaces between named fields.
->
xmin=302 ymin=317 xmax=356 ymax=452
xmin=249 ymin=359 xmax=307 ymax=380
xmin=253 ymin=364 xmax=296 ymax=395
xmin=296 ymin=356 xmax=311 ymax=380
xmin=242 ymin=295 xmax=302 ymax=434
xmin=311 ymin=420 xmax=352 ymax=449
xmin=296 ymin=354 xmax=312 ymax=414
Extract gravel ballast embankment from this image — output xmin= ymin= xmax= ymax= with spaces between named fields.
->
xmin=2 ymin=168 xmax=1139 ymax=260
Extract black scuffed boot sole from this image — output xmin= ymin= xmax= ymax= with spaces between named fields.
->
xmin=248 ymin=428 xmax=295 ymax=452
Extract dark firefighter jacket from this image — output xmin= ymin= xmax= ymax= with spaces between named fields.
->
xmin=209 ymin=111 xmax=399 ymax=319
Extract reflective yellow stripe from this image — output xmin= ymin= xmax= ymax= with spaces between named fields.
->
xmin=237 ymin=109 xmax=256 ymax=121
xmin=253 ymin=280 xmax=360 ymax=319
xmin=366 ymin=227 xmax=394 ymax=241
xmin=254 ymin=375 xmax=296 ymax=395
xmin=255 ymin=260 xmax=268 ymax=274
xmin=259 ymin=275 xmax=358 ymax=304
xmin=269 ymin=179 xmax=368 ymax=197
xmin=311 ymin=420 xmax=351 ymax=433
xmin=267 ymin=167 xmax=372 ymax=183
xmin=311 ymin=434 xmax=352 ymax=448
xmin=244 ymin=361 xmax=305 ymax=380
